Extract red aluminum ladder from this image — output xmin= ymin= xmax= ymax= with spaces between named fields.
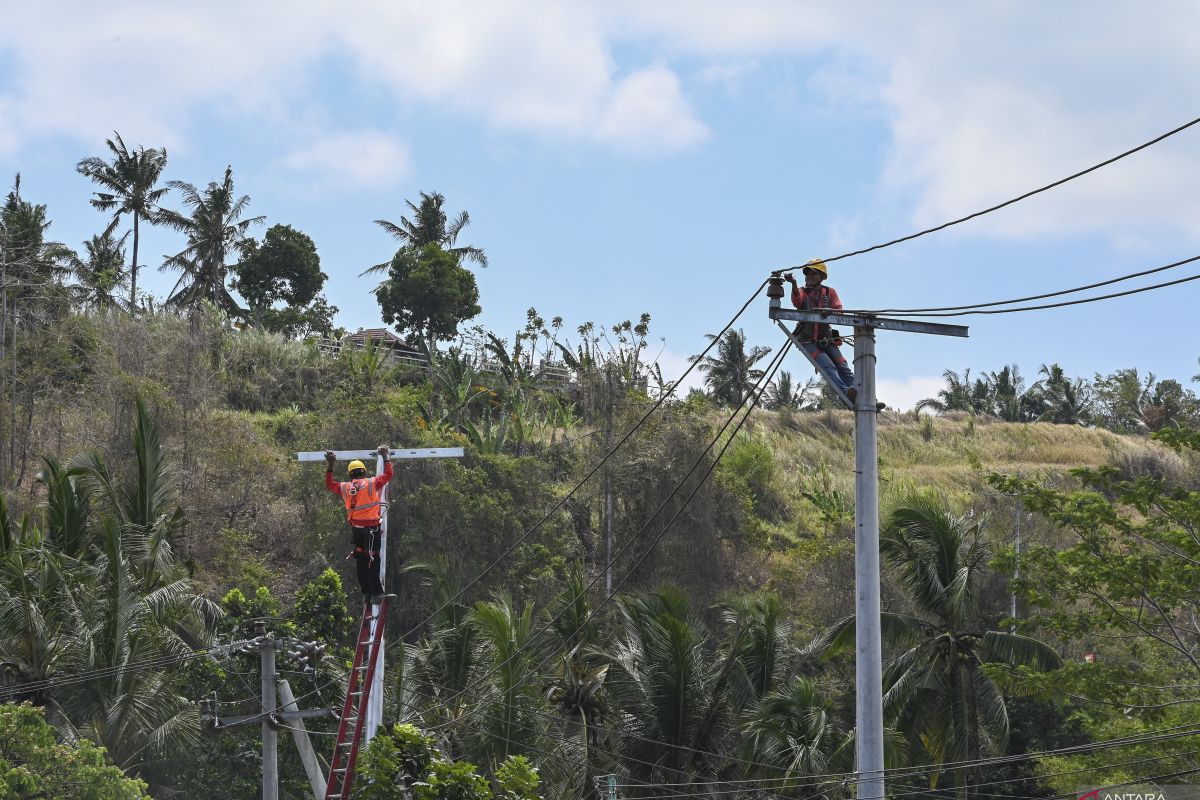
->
xmin=324 ymin=598 xmax=390 ymax=799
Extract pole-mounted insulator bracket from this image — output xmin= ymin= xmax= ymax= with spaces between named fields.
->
xmin=766 ymin=276 xmax=785 ymax=300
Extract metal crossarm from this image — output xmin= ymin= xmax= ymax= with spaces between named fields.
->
xmin=769 ymin=307 xmax=968 ymax=337
xmin=297 ymin=448 xmax=464 ymax=462
xmin=324 ymin=598 xmax=390 ymax=800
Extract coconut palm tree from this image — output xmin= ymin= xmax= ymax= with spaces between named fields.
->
xmin=606 ymin=590 xmax=737 ymax=793
xmin=820 ymin=493 xmax=1061 ymax=799
xmin=1032 ymin=364 xmax=1092 ymax=425
xmin=67 ymin=231 xmax=129 ymax=311
xmin=0 ymin=399 xmax=220 ymax=781
xmin=158 ymin=166 xmax=263 ymax=313
xmin=694 ymin=329 xmax=771 ymax=407
xmin=76 ymin=133 xmax=169 ymax=311
xmin=363 ymin=191 xmax=487 ymax=277
xmin=916 ymin=368 xmax=990 ymax=416
xmin=466 ymin=595 xmax=548 ymax=765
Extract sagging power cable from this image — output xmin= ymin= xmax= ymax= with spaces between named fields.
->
xmin=397 ymin=279 xmax=770 ymax=642
xmin=770 ymin=112 xmax=1200 ymax=271
xmin=850 ymin=253 xmax=1200 ymax=315
xmin=859 ymin=264 xmax=1200 ymax=317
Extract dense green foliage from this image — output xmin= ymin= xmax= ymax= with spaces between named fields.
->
xmin=0 ymin=702 xmax=150 ymax=799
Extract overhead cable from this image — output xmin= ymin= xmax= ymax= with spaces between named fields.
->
xmin=778 ymin=112 xmax=1200 ymax=269
xmin=853 ymin=253 xmax=1200 ymax=315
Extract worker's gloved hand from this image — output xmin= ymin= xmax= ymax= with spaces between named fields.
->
xmin=377 ymin=444 xmax=390 ymax=457
xmin=324 ymin=450 xmax=336 ymax=467
xmin=783 ymin=272 xmax=796 ymax=284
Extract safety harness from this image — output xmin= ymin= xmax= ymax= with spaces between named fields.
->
xmin=794 ymin=285 xmax=841 ymax=345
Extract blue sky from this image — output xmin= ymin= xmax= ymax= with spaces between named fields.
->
xmin=3 ymin=2 xmax=1199 ymax=409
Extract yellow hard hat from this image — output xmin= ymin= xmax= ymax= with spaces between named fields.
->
xmin=347 ymin=460 xmax=367 ymax=475
xmin=803 ymin=258 xmax=828 ymax=278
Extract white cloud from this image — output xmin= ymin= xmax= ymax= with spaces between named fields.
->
xmin=3 ymin=0 xmax=1200 ymax=237
xmin=596 ymin=67 xmax=709 ymax=154
xmin=877 ymin=375 xmax=945 ymax=412
xmin=695 ymin=61 xmax=758 ymax=95
xmin=278 ymin=130 xmax=410 ymax=190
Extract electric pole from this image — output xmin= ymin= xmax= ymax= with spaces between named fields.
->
xmin=768 ymin=276 xmax=967 ymax=800
xmin=257 ymin=620 xmax=278 ymax=800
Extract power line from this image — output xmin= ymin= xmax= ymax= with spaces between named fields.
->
xmin=865 ymin=266 xmax=1200 ymax=317
xmin=781 ymin=112 xmax=1200 ymax=268
xmin=854 ymin=253 xmax=1200 ymax=314
xmin=396 ymin=279 xmax=770 ymax=643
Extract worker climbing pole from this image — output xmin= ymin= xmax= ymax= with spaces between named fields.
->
xmin=297 ymin=445 xmax=464 ymax=798
xmin=766 ymin=273 xmax=968 ymax=800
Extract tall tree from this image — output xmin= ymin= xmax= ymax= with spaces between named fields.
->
xmin=364 ymin=191 xmax=487 ymax=277
xmin=374 ymin=242 xmax=481 ymax=364
xmin=231 ymin=223 xmax=335 ymax=336
xmin=158 ymin=166 xmax=264 ymax=313
xmin=693 ymin=329 xmax=771 ymax=407
xmin=76 ymin=133 xmax=169 ymax=311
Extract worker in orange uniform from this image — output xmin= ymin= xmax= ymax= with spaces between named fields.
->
xmin=325 ymin=445 xmax=393 ymax=604
xmin=785 ymin=259 xmax=858 ymax=402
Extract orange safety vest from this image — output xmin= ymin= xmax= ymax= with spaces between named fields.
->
xmin=794 ymin=286 xmax=836 ymax=343
xmin=339 ymin=477 xmax=383 ymax=525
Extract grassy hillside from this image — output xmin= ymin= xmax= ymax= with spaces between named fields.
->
xmin=8 ymin=310 xmax=1184 ymax=625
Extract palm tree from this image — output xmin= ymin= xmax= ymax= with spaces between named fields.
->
xmin=1032 ymin=364 xmax=1092 ymax=425
xmin=694 ymin=329 xmax=771 ymax=407
xmin=742 ymin=679 xmax=836 ymax=795
xmin=0 ymin=399 xmax=220 ymax=780
xmin=466 ymin=595 xmax=547 ymax=764
xmin=364 ymin=191 xmax=487 ymax=277
xmin=67 ymin=231 xmax=129 ymax=311
xmin=76 ymin=133 xmax=169 ymax=311
xmin=820 ymin=493 xmax=1061 ymax=799
xmin=158 ymin=166 xmax=263 ymax=313
xmin=1 ymin=175 xmax=72 ymax=315
xmin=606 ymin=590 xmax=736 ymax=793
xmin=916 ymin=368 xmax=989 ymax=416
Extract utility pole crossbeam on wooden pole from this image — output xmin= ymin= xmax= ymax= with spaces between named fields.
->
xmin=767 ymin=278 xmax=967 ymax=800
xmin=297 ymin=446 xmax=464 ymax=748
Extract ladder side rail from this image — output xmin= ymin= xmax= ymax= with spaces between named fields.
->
xmin=775 ymin=320 xmax=855 ymax=410
xmin=324 ymin=608 xmax=374 ymax=799
xmin=337 ymin=599 xmax=391 ymax=799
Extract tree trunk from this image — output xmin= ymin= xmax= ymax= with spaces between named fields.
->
xmin=130 ymin=212 xmax=140 ymax=314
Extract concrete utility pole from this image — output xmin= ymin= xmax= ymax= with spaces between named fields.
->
xmin=257 ymin=620 xmax=279 ymax=800
xmin=278 ymin=679 xmax=327 ymax=799
xmin=297 ymin=446 xmax=464 ymax=745
xmin=768 ymin=278 xmax=967 ymax=800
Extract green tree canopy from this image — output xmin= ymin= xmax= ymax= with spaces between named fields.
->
xmin=0 ymin=702 xmax=150 ymax=799
xmin=232 ymin=223 xmax=335 ymax=336
xmin=375 ymin=242 xmax=481 ymax=354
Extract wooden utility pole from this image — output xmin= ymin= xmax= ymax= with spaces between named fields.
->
xmin=768 ymin=277 xmax=967 ymax=800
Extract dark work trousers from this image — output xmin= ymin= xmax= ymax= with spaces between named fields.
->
xmin=350 ymin=524 xmax=385 ymax=597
